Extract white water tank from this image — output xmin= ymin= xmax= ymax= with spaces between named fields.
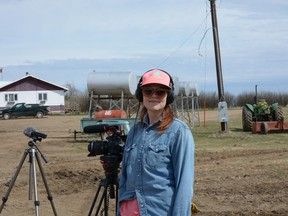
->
xmin=87 ymin=71 xmax=138 ymax=96
xmin=189 ymin=83 xmax=200 ymax=97
xmin=172 ymin=76 xmax=180 ymax=96
xmin=179 ymin=82 xmax=191 ymax=96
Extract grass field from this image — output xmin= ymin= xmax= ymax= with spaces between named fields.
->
xmin=192 ymin=108 xmax=288 ymax=215
xmin=0 ymin=108 xmax=287 ymax=215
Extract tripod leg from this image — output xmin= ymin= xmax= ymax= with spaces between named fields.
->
xmin=31 ymin=148 xmax=40 ymax=216
xmin=35 ymin=152 xmax=58 ymax=216
xmin=104 ymin=186 xmax=109 ymax=216
xmin=88 ymin=179 xmax=109 ymax=216
xmin=0 ymin=150 xmax=29 ymax=213
xmin=29 ymin=154 xmax=33 ymax=200
xmin=95 ymin=181 xmax=109 ymax=216
xmin=115 ymin=183 xmax=119 ymax=216
xmin=88 ymin=179 xmax=103 ymax=216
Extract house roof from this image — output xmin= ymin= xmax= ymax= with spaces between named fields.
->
xmin=0 ymin=81 xmax=12 ymax=88
xmin=0 ymin=75 xmax=68 ymax=92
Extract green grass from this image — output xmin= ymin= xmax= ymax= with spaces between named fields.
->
xmin=192 ymin=107 xmax=288 ymax=151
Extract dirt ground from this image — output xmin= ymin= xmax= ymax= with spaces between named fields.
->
xmin=0 ymin=110 xmax=287 ymax=216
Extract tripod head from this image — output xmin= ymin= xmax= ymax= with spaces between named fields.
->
xmin=23 ymin=127 xmax=48 ymax=164
xmin=24 ymin=127 xmax=47 ymax=142
xmin=100 ymin=155 xmax=122 ymax=186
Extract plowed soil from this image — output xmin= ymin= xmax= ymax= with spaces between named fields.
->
xmin=0 ymin=110 xmax=287 ymax=215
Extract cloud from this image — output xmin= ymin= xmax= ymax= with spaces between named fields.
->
xmin=0 ymin=0 xmax=209 ymax=63
xmin=1 ymin=0 xmax=288 ymax=95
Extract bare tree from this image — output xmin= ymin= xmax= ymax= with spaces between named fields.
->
xmin=64 ymin=82 xmax=81 ymax=112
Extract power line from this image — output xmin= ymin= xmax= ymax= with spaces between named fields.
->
xmin=156 ymin=12 xmax=210 ymax=68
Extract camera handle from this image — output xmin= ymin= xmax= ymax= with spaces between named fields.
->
xmin=0 ymin=140 xmax=57 ymax=216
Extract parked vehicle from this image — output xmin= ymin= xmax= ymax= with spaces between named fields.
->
xmin=242 ymin=86 xmax=284 ymax=131
xmin=0 ymin=103 xmax=50 ymax=120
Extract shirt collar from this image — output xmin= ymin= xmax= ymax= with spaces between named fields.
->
xmin=143 ymin=114 xmax=163 ymax=127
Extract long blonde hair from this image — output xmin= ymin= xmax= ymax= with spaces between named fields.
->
xmin=139 ymin=105 xmax=174 ymax=134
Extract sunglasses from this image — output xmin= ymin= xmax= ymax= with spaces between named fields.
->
xmin=141 ymin=87 xmax=169 ymax=97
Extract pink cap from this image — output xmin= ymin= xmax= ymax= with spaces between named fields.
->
xmin=141 ymin=69 xmax=171 ymax=88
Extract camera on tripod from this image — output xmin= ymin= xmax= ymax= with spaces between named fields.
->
xmin=84 ymin=123 xmax=128 ymax=215
xmin=84 ymin=123 xmax=126 ymax=157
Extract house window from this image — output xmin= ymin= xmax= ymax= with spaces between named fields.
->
xmin=38 ymin=93 xmax=48 ymax=101
xmin=5 ymin=94 xmax=18 ymax=102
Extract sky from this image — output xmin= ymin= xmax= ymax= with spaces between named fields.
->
xmin=0 ymin=0 xmax=288 ymax=96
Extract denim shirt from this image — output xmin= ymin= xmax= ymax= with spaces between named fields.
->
xmin=118 ymin=116 xmax=194 ymax=216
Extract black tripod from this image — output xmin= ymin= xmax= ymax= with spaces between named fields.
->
xmin=88 ymin=155 xmax=122 ymax=216
xmin=0 ymin=136 xmax=57 ymax=216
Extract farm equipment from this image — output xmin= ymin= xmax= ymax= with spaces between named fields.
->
xmin=242 ymin=85 xmax=284 ymax=132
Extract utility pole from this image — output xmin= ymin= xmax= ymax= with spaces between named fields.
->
xmin=209 ymin=0 xmax=228 ymax=131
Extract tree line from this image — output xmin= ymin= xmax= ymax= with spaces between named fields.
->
xmin=198 ymin=91 xmax=288 ymax=109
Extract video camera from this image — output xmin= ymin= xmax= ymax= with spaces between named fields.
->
xmin=84 ymin=124 xmax=126 ymax=157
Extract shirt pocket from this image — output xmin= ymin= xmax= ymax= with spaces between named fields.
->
xmin=119 ymin=144 xmax=136 ymax=189
xmin=145 ymin=143 xmax=169 ymax=169
xmin=124 ymin=143 xmax=137 ymax=165
xmin=122 ymin=143 xmax=137 ymax=190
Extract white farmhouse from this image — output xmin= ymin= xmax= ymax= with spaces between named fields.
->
xmin=0 ymin=75 xmax=68 ymax=112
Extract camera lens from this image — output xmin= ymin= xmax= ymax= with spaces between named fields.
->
xmin=87 ymin=140 xmax=108 ymax=156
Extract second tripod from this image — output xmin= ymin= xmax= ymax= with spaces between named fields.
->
xmin=0 ymin=127 xmax=57 ymax=216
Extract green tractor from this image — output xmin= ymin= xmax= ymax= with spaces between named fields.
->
xmin=242 ymin=86 xmax=284 ymax=132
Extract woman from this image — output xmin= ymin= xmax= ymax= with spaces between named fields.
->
xmin=118 ymin=69 xmax=194 ymax=216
